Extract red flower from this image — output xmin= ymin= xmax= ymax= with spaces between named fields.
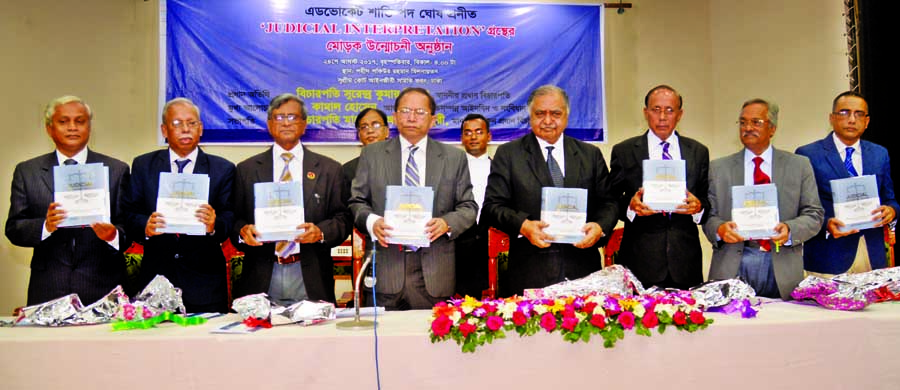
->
xmin=512 ymin=311 xmax=528 ymax=326
xmin=590 ymin=314 xmax=606 ymax=329
xmin=582 ymin=302 xmax=598 ymax=314
xmin=690 ymin=311 xmax=706 ymax=325
xmin=563 ymin=305 xmax=575 ymax=318
xmin=431 ymin=315 xmax=453 ymax=337
xmin=483 ymin=304 xmax=498 ymax=314
xmin=673 ymin=311 xmax=687 ymax=326
xmin=641 ymin=311 xmax=659 ymax=328
xmin=460 ymin=321 xmax=478 ymax=337
xmin=618 ymin=311 xmax=635 ymax=330
xmin=486 ymin=316 xmax=504 ymax=331
xmin=540 ymin=312 xmax=557 ymax=332
xmin=561 ymin=316 xmax=578 ymax=331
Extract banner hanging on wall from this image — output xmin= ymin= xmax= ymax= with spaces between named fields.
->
xmin=163 ymin=0 xmax=606 ymax=144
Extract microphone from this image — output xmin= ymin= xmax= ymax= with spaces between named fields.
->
xmin=336 ymin=249 xmax=376 ymax=330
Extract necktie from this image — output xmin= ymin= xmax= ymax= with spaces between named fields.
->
xmin=546 ymin=146 xmax=564 ymax=187
xmin=405 ymin=145 xmax=420 ymax=187
xmin=844 ymin=147 xmax=859 ymax=176
xmin=175 ymin=159 xmax=190 ymax=173
xmin=276 ymin=152 xmax=296 ymax=259
xmin=752 ymin=156 xmax=770 ymax=185
xmin=661 ymin=141 xmax=672 ymax=160
xmin=752 ymin=156 xmax=772 ymax=251
xmin=63 ymin=158 xmax=77 ymax=166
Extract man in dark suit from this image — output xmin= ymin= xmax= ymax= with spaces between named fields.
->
xmin=483 ymin=85 xmax=618 ymax=297
xmin=703 ymin=98 xmax=823 ymax=299
xmin=233 ymin=93 xmax=351 ymax=305
xmin=609 ymin=85 xmax=709 ymax=289
xmin=795 ymin=91 xmax=897 ymax=276
xmin=121 ymin=98 xmax=235 ymax=313
xmin=6 ymin=95 xmax=130 ymax=305
xmin=455 ymin=113 xmax=492 ymax=298
xmin=349 ymin=87 xmax=477 ymax=310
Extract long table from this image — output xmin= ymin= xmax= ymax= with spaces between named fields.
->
xmin=2 ymin=301 xmax=900 ymax=389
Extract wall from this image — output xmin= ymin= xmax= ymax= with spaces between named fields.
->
xmin=0 ymin=0 xmax=849 ymax=313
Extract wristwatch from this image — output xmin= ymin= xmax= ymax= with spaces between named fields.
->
xmin=318 ymin=231 xmax=325 ymax=244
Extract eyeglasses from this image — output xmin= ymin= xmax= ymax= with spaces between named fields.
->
xmin=463 ymin=129 xmax=487 ymax=137
xmin=738 ymin=119 xmax=767 ymax=128
xmin=532 ymin=110 xmax=565 ymax=120
xmin=359 ymin=122 xmax=385 ymax=132
xmin=833 ymin=110 xmax=867 ymax=119
xmin=648 ymin=107 xmax=679 ymax=116
xmin=397 ymin=107 xmax=430 ymax=117
xmin=272 ymin=114 xmax=301 ymax=123
xmin=170 ymin=119 xmax=201 ymax=129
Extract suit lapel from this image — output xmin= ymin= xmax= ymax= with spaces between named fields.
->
xmin=193 ymin=148 xmax=210 ymax=175
xmin=39 ymin=152 xmax=56 ymax=194
xmin=302 ymin=146 xmax=319 ymax=208
xmin=728 ymin=150 xmax=744 ymax=187
xmin=562 ymin=136 xmax=580 ymax=187
xmin=524 ymin=133 xmax=554 ymax=187
xmin=820 ymin=134 xmax=849 ymax=179
xmin=384 ymin=138 xmax=402 ymax=185
xmin=860 ymin=140 xmax=876 ymax=176
xmin=424 ymin=137 xmax=443 ymax=187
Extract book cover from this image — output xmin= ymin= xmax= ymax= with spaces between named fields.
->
xmin=831 ymin=175 xmax=880 ymax=232
xmin=642 ymin=159 xmax=687 ymax=211
xmin=53 ymin=163 xmax=110 ymax=227
xmin=384 ymin=185 xmax=433 ymax=247
xmin=731 ymin=184 xmax=779 ymax=239
xmin=541 ymin=187 xmax=588 ymax=244
xmin=253 ymin=181 xmax=305 ymax=242
xmin=156 ymin=172 xmax=210 ymax=235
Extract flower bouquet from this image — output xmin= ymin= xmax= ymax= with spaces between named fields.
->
xmin=429 ymin=292 xmax=713 ymax=353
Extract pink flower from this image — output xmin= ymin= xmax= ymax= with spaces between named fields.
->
xmin=431 ymin=315 xmax=452 ymax=337
xmin=540 ymin=312 xmax=557 ymax=332
xmin=512 ymin=311 xmax=528 ymax=326
xmin=690 ymin=311 xmax=706 ymax=325
xmin=618 ymin=311 xmax=635 ymax=329
xmin=486 ymin=316 xmax=504 ymax=331
xmin=561 ymin=316 xmax=578 ymax=331
xmin=122 ymin=304 xmax=135 ymax=320
xmin=590 ymin=314 xmax=606 ymax=329
xmin=460 ymin=321 xmax=478 ymax=337
xmin=641 ymin=311 xmax=659 ymax=328
xmin=563 ymin=305 xmax=575 ymax=318
xmin=141 ymin=306 xmax=154 ymax=319
xmin=673 ymin=311 xmax=687 ymax=326
xmin=483 ymin=303 xmax=498 ymax=314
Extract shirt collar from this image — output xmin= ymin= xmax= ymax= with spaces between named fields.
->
xmin=273 ymin=142 xmax=304 ymax=161
xmin=168 ymin=147 xmax=199 ymax=165
xmin=744 ymin=145 xmax=773 ymax=163
xmin=56 ymin=148 xmax=88 ymax=165
xmin=831 ymin=131 xmax=860 ymax=153
xmin=647 ymin=130 xmax=678 ymax=146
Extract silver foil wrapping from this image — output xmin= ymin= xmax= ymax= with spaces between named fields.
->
xmin=232 ymin=293 xmax=273 ymax=321
xmin=792 ymin=267 xmax=900 ymax=310
xmin=232 ymin=293 xmax=336 ymax=326
xmin=523 ymin=265 xmax=646 ymax=299
xmin=131 ymin=274 xmax=186 ymax=316
xmin=15 ymin=286 xmax=128 ymax=326
xmin=690 ymin=279 xmax=757 ymax=309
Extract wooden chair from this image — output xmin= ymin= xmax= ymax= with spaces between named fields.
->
xmin=334 ymin=229 xmax=367 ymax=307
xmin=482 ymin=227 xmax=509 ymax=300
xmin=886 ymin=224 xmax=896 ymax=268
xmin=603 ymin=227 xmax=625 ymax=267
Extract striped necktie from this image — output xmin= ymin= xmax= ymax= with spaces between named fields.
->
xmin=661 ymin=141 xmax=672 ymax=160
xmin=546 ymin=146 xmax=564 ymax=187
xmin=405 ymin=145 xmax=420 ymax=187
xmin=275 ymin=152 xmax=297 ymax=259
xmin=844 ymin=147 xmax=859 ymax=176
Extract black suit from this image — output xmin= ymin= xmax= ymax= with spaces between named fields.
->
xmin=609 ymin=131 xmax=710 ymax=289
xmin=5 ymin=150 xmax=130 ymax=305
xmin=483 ymin=133 xmax=618 ymax=297
xmin=232 ymin=147 xmax=351 ymax=303
xmin=121 ymin=149 xmax=235 ymax=313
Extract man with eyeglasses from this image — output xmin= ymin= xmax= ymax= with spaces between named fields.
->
xmin=609 ymin=85 xmax=709 ymax=290
xmin=342 ymin=108 xmax=390 ymax=187
xmin=6 ymin=95 xmax=130 ymax=305
xmin=795 ymin=91 xmax=897 ymax=277
xmin=455 ymin=113 xmax=492 ymax=298
xmin=349 ymin=87 xmax=477 ymax=310
xmin=483 ymin=85 xmax=618 ymax=297
xmin=702 ymin=98 xmax=823 ymax=299
xmin=122 ymin=97 xmax=235 ymax=313
xmin=231 ymin=93 xmax=351 ymax=305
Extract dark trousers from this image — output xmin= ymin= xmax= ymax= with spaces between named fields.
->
xmin=363 ymin=251 xmax=446 ymax=310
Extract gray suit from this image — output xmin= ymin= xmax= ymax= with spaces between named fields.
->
xmin=702 ymin=148 xmax=823 ymax=299
xmin=349 ymin=136 xmax=477 ymax=298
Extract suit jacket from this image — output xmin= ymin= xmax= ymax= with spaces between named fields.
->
xmin=231 ymin=146 xmax=351 ymax=303
xmin=342 ymin=156 xmax=360 ymax=194
xmin=483 ymin=133 xmax=618 ymax=296
xmin=348 ymin=136 xmax=477 ymax=297
xmin=609 ymin=131 xmax=710 ymax=288
xmin=795 ymin=133 xmax=899 ymax=273
xmin=702 ymin=148 xmax=824 ymax=299
xmin=121 ymin=149 xmax=235 ymax=312
xmin=5 ymin=149 xmax=130 ymax=305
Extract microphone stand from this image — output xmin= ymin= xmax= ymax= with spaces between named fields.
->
xmin=336 ymin=251 xmax=376 ymax=330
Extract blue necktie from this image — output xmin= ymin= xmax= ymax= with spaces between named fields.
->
xmin=546 ymin=146 xmax=564 ymax=187
xmin=844 ymin=147 xmax=859 ymax=176
xmin=175 ymin=159 xmax=190 ymax=173
xmin=661 ymin=141 xmax=672 ymax=160
xmin=405 ymin=145 xmax=420 ymax=187
xmin=63 ymin=159 xmax=77 ymax=166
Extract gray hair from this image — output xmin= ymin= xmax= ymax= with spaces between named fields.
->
xmin=44 ymin=95 xmax=92 ymax=126
xmin=741 ymin=98 xmax=779 ymax=128
xmin=267 ymin=93 xmax=308 ymax=120
xmin=162 ymin=97 xmax=201 ymax=124
xmin=527 ymin=85 xmax=570 ymax=114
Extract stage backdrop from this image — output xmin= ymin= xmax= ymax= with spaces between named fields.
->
xmin=162 ymin=0 xmax=606 ymax=144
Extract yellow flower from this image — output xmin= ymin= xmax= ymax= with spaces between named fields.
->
xmin=460 ymin=296 xmax=481 ymax=314
xmin=619 ymin=298 xmax=638 ymax=311
xmin=548 ymin=299 xmax=566 ymax=314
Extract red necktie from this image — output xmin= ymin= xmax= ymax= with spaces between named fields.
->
xmin=752 ymin=156 xmax=771 ymax=251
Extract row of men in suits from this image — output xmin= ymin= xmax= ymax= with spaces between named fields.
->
xmin=7 ymin=86 xmax=896 ymax=311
